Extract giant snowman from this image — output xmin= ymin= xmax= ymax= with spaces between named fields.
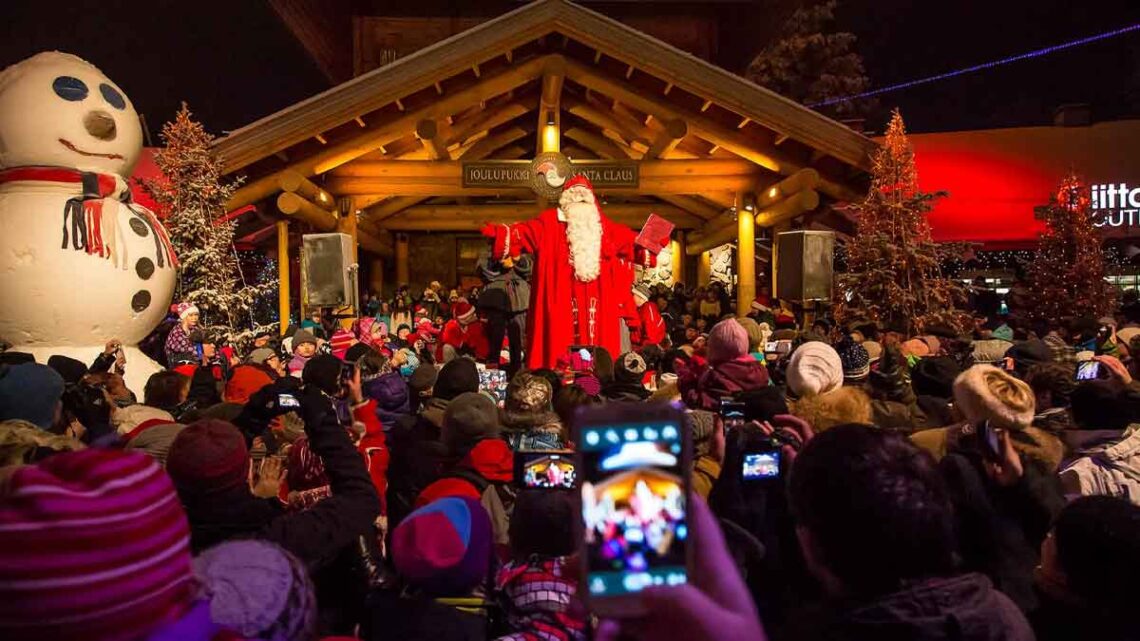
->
xmin=0 ymin=52 xmax=177 ymax=393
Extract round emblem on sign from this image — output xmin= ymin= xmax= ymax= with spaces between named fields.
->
xmin=529 ymin=152 xmax=574 ymax=201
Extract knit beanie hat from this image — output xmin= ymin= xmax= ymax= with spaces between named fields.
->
xmin=1005 ymin=339 xmax=1052 ymax=373
xmin=574 ymin=373 xmax=603 ymax=397
xmin=862 ymin=340 xmax=883 ymax=362
xmin=736 ymin=317 xmax=765 ymax=353
xmin=175 ymin=301 xmax=199 ymax=319
xmin=953 ymin=364 xmax=1035 ymax=430
xmin=329 ymin=328 xmax=356 ymax=360
xmin=194 ymin=540 xmax=316 ymax=641
xmin=0 ymin=363 xmax=64 ymax=429
xmin=166 ymin=419 xmax=250 ymax=494
xmin=502 ymin=371 xmax=557 ymax=429
xmin=291 ymin=330 xmax=317 ymax=350
xmin=47 ymin=354 xmax=88 ymax=385
xmin=0 ymin=449 xmax=194 ymax=641
xmin=972 ymin=339 xmax=1014 ymax=365
xmin=707 ymin=319 xmax=749 ymax=364
xmin=248 ymin=347 xmax=278 ymax=366
xmin=453 ymin=299 xmax=476 ymax=324
xmin=836 ymin=339 xmax=871 ymax=382
xmin=786 ymin=342 xmax=844 ymax=397
xmin=435 ymin=357 xmax=479 ymax=401
xmin=225 ymin=364 xmax=274 ymax=405
xmin=911 ymin=356 xmax=962 ymax=399
xmin=303 ymin=354 xmax=343 ymax=396
xmin=615 ymin=352 xmax=648 ymax=383
xmin=443 ymin=392 xmax=502 ymax=454
xmin=686 ymin=409 xmax=718 ymax=457
xmin=392 ymin=497 xmax=493 ymax=596
xmin=409 ymin=363 xmax=440 ymax=393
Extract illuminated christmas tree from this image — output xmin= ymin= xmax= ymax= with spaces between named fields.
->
xmin=142 ymin=104 xmax=274 ymax=348
xmin=1022 ymin=174 xmax=1116 ymax=324
xmin=837 ymin=110 xmax=968 ymax=334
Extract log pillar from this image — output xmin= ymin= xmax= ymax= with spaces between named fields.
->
xmin=395 ymin=233 xmax=410 ymax=285
xmin=736 ymin=201 xmax=756 ymax=316
xmin=697 ymin=250 xmax=711 ymax=286
xmin=770 ymin=221 xmax=791 ymax=297
xmin=277 ymin=221 xmax=290 ymax=334
xmin=369 ymin=258 xmax=385 ymax=298
xmin=671 ymin=235 xmax=684 ymax=285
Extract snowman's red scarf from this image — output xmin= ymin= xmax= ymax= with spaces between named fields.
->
xmin=0 ymin=166 xmax=177 ymax=268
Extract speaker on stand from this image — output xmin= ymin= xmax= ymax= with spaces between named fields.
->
xmin=775 ymin=230 xmax=835 ymax=326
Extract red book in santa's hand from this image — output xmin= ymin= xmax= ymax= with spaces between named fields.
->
xmin=635 ymin=213 xmax=674 ymax=254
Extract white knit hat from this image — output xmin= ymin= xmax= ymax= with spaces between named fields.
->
xmin=952 ymin=364 xmax=1035 ymax=430
xmin=786 ymin=341 xmax=844 ymax=397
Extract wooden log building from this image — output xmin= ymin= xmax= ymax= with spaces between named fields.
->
xmin=215 ymin=0 xmax=876 ymax=320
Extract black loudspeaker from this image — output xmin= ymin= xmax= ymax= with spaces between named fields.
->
xmin=303 ymin=233 xmax=355 ymax=307
xmin=776 ymin=231 xmax=835 ymax=302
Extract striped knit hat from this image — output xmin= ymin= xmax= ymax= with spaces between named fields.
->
xmin=0 ymin=449 xmax=194 ymax=641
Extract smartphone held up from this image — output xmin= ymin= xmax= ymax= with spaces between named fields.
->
xmin=576 ymin=402 xmax=691 ymax=617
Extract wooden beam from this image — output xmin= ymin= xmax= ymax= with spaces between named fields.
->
xmin=657 ymin=195 xmax=723 ymax=220
xmin=663 ymin=83 xmax=674 ymax=95
xmin=394 ymin=98 xmax=405 ymax=112
xmin=277 ymin=192 xmax=337 ymax=232
xmin=378 ymin=203 xmax=702 ymax=231
xmin=357 ymin=227 xmax=394 ymax=258
xmin=446 ymin=96 xmax=531 ymax=149
xmin=563 ymin=127 xmax=634 ymax=160
xmin=328 ymin=174 xmax=764 ymax=196
xmin=690 ymin=172 xmax=818 ymax=239
xmin=564 ymin=96 xmax=651 ymax=148
xmin=226 ymin=55 xmax=550 ymax=209
xmin=643 ymin=118 xmax=688 ymax=160
xmin=278 ymin=170 xmax=336 ymax=210
xmin=459 ymin=125 xmax=531 ymax=162
xmin=314 ymin=134 xmax=327 ymax=145
xmin=537 ymin=56 xmax=566 ymax=153
xmin=331 ymin=159 xmax=759 ymax=179
xmin=563 ymin=58 xmax=860 ymax=201
xmin=685 ymin=189 xmax=819 ymax=254
xmin=415 ymin=118 xmax=450 ymax=160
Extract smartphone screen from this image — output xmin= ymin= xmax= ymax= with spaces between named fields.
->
xmin=580 ymin=416 xmax=688 ymax=599
xmin=975 ymin=420 xmax=1002 ymax=460
xmin=479 ymin=368 xmax=509 ymax=406
xmin=742 ymin=451 xmax=780 ymax=480
xmin=719 ymin=400 xmax=746 ymax=430
xmin=516 ymin=451 xmax=577 ymax=489
xmin=278 ymin=393 xmax=301 ymax=409
xmin=1075 ymin=360 xmax=1101 ymax=381
xmin=763 ymin=341 xmax=779 ymax=354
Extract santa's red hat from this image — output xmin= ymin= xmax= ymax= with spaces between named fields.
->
xmin=453 ymin=299 xmax=476 ymax=324
xmin=563 ymin=174 xmax=594 ymax=193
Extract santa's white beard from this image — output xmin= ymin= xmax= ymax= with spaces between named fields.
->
xmin=561 ymin=195 xmax=602 ymax=282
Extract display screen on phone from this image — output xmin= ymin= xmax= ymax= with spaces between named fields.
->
xmin=478 ymin=368 xmax=509 ymax=406
xmin=742 ymin=451 xmax=780 ymax=480
xmin=516 ymin=451 xmax=577 ymax=489
xmin=278 ymin=393 xmax=301 ymax=409
xmin=719 ymin=400 xmax=746 ymax=429
xmin=580 ymin=420 xmax=688 ymax=597
xmin=1075 ymin=360 xmax=1101 ymax=381
xmin=976 ymin=420 xmax=1002 ymax=460
xmin=763 ymin=341 xmax=779 ymax=354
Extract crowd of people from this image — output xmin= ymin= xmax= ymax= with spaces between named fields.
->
xmin=2 ymin=270 xmax=1140 ymax=641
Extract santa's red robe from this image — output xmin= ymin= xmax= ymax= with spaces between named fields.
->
xmin=438 ymin=319 xmax=491 ymax=361
xmin=485 ymin=208 xmax=637 ymax=369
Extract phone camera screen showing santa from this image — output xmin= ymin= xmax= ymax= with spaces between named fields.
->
xmin=482 ymin=175 xmax=655 ymax=369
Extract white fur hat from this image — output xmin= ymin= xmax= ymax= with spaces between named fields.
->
xmin=786 ymin=341 xmax=844 ymax=397
xmin=952 ymin=364 xmax=1035 ymax=430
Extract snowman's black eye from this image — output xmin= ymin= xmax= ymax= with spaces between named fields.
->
xmin=100 ymin=83 xmax=126 ymax=110
xmin=52 ymin=76 xmax=88 ymax=101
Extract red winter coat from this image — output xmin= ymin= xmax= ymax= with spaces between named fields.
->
xmin=438 ymin=319 xmax=491 ymax=361
xmin=637 ymin=302 xmax=666 ymax=347
xmin=414 ymin=438 xmax=513 ymax=507
xmin=353 ymin=399 xmax=390 ymax=516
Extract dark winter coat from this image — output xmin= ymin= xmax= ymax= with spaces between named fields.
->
xmin=178 ymin=395 xmax=380 ymax=570
xmin=602 ymin=380 xmax=651 ymax=402
xmin=387 ymin=397 xmax=450 ymax=530
xmin=364 ymin=371 xmax=411 ymax=428
xmin=916 ymin=395 xmax=956 ymax=430
xmin=477 ymin=253 xmax=532 ymax=314
xmin=785 ymin=573 xmax=1034 ymax=641
xmin=939 ymin=448 xmax=1065 ymax=612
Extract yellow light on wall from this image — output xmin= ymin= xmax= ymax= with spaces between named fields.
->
xmin=768 ymin=186 xmax=779 ymax=198
xmin=542 ymin=122 xmax=560 ymax=153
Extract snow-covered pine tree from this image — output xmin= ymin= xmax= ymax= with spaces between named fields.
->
xmin=836 ymin=110 xmax=968 ymax=335
xmin=1022 ymin=174 xmax=1117 ymax=324
xmin=141 ymin=104 xmax=274 ymax=349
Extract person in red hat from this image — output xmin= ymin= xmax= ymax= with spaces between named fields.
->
xmin=438 ymin=298 xmax=490 ymax=362
xmin=482 ymin=175 xmax=657 ymax=369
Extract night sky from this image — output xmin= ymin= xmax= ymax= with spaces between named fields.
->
xmin=3 ymin=0 xmax=1140 ymax=138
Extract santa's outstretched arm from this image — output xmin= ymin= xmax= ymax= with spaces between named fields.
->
xmin=480 ymin=219 xmax=544 ymax=261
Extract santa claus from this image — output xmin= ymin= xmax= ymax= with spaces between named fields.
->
xmin=437 ymin=298 xmax=490 ymax=362
xmin=482 ymin=175 xmax=646 ymax=369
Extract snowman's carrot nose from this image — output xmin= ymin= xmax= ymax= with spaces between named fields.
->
xmin=84 ymin=110 xmax=117 ymax=141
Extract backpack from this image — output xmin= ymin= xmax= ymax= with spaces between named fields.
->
xmin=442 ymin=466 xmax=517 ymax=547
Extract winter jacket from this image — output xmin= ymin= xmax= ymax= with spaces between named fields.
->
xmin=683 ymin=357 xmax=770 ymax=411
xmin=387 ymin=397 xmax=450 ymax=530
xmin=602 ymin=380 xmax=651 ymax=402
xmin=494 ymin=556 xmax=587 ymax=641
xmin=1059 ymin=424 xmax=1140 ymax=504
xmin=785 ymin=573 xmax=1033 ymax=641
xmin=504 ymin=426 xmax=565 ymax=452
xmin=439 ymin=319 xmax=491 ymax=361
xmin=178 ymin=393 xmax=380 ymax=571
xmin=416 ymin=438 xmax=515 ymax=547
xmin=691 ymin=456 xmax=721 ymax=500
xmin=123 ymin=419 xmax=183 ymax=467
xmin=633 ymin=301 xmax=666 ymax=347
xmin=477 ymin=253 xmax=532 ymax=313
xmin=915 ymin=395 xmax=955 ymax=430
xmin=364 ymin=371 xmax=411 ymax=429
xmin=939 ymin=449 xmax=1064 ymax=612
xmin=353 ymin=399 xmax=390 ymax=516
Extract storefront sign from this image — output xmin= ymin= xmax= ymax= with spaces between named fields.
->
xmin=462 ymin=154 xmax=639 ymax=198
xmin=1093 ymin=182 xmax=1140 ymax=227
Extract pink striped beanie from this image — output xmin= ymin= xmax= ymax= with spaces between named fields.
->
xmin=0 ymin=449 xmax=195 ymax=641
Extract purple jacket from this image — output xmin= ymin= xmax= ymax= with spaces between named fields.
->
xmin=684 ymin=356 xmax=770 ymax=411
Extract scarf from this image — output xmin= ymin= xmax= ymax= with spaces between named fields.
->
xmin=0 ymin=166 xmax=177 ymax=269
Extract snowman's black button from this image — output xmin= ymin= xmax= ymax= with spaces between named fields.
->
xmin=129 ymin=217 xmax=149 ymax=237
xmin=131 ymin=290 xmax=151 ymax=313
xmin=135 ymin=257 xmax=154 ymax=280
